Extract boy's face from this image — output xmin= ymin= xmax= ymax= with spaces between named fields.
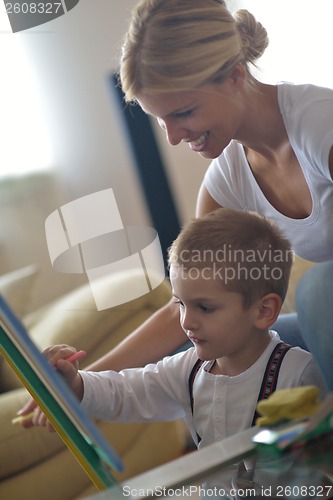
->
xmin=170 ymin=264 xmax=263 ymax=365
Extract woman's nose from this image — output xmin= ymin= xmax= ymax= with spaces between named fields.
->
xmin=157 ymin=117 xmax=183 ymax=146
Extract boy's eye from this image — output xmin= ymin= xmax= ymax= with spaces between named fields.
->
xmin=199 ymin=305 xmax=214 ymax=313
xmin=174 ymin=299 xmax=184 ymax=308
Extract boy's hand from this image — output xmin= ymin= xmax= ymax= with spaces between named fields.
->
xmin=43 ymin=344 xmax=85 ymax=400
xmin=15 ymin=345 xmax=85 ymax=430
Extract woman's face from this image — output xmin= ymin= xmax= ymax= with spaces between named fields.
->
xmin=137 ymin=72 xmax=246 ymax=159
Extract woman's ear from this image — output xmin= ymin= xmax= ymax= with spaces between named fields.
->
xmin=254 ymin=293 xmax=282 ymax=329
xmin=229 ymin=63 xmax=247 ymax=88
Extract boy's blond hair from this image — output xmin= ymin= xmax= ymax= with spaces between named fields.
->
xmin=168 ymin=208 xmax=293 ymax=308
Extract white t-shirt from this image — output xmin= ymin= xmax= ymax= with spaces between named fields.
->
xmin=204 ymin=83 xmax=333 ymax=262
xmin=80 ymin=331 xmax=327 ymax=449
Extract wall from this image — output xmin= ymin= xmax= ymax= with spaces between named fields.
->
xmin=0 ymin=172 xmax=87 ymax=310
xmin=231 ymin=0 xmax=333 ymax=88
xmin=16 ymin=0 xmax=209 ymax=224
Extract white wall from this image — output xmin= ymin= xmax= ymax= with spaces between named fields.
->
xmin=16 ymin=0 xmax=209 ymax=226
xmin=230 ymin=0 xmax=333 ymax=88
xmin=17 ymin=1 xmax=148 ymax=223
xmin=2 ymin=0 xmax=332 ymax=309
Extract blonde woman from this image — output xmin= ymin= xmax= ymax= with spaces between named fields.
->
xmin=109 ymin=0 xmax=333 ymax=389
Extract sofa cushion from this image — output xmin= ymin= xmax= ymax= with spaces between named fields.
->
xmin=0 ymin=264 xmax=39 ymax=319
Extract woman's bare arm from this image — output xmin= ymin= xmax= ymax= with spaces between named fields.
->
xmin=85 ymin=298 xmax=187 ymax=371
xmin=195 ymin=182 xmax=222 ymax=217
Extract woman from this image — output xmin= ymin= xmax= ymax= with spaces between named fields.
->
xmin=97 ymin=0 xmax=332 ymax=389
xmin=21 ymin=0 xmax=333 ymax=425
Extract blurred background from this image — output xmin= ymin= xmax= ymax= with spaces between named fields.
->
xmin=0 ymin=0 xmax=332 ymax=311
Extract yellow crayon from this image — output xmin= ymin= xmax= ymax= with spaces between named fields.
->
xmin=12 ymin=411 xmax=36 ymax=425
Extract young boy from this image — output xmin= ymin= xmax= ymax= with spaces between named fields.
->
xmin=44 ymin=208 xmax=327 ymax=448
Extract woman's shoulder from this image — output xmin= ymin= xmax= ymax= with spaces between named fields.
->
xmin=278 ymin=82 xmax=333 ymax=169
xmin=277 ymin=82 xmax=333 ymax=115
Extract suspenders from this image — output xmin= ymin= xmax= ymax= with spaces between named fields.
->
xmin=251 ymin=341 xmax=292 ymax=425
xmin=188 ymin=341 xmax=292 ymax=443
xmin=189 ymin=357 xmax=204 ymax=416
xmin=188 ymin=358 xmax=204 ymax=443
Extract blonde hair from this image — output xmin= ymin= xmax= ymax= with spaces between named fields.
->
xmin=168 ymin=208 xmax=293 ymax=308
xmin=119 ymin=0 xmax=269 ymax=102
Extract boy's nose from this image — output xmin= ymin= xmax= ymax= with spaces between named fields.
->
xmin=181 ymin=309 xmax=198 ymax=332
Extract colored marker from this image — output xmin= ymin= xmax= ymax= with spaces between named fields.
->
xmin=64 ymin=350 xmax=87 ymax=364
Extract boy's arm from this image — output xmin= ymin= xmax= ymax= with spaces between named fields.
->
xmin=79 ymin=352 xmax=192 ymax=424
xmin=17 ymin=299 xmax=187 ymax=424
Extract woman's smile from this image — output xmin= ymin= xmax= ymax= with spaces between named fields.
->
xmin=188 ymin=132 xmax=209 ymax=152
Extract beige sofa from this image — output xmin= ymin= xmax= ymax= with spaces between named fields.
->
xmin=0 ymin=268 xmax=187 ymax=500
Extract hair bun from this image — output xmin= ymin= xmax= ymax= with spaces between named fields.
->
xmin=234 ymin=9 xmax=269 ymax=65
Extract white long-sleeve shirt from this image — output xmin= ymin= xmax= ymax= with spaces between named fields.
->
xmin=80 ymin=331 xmax=327 ymax=448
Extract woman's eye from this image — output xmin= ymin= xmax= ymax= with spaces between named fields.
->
xmin=175 ymin=109 xmax=193 ymax=119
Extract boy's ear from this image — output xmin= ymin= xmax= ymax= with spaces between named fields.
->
xmin=254 ymin=293 xmax=282 ymax=329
